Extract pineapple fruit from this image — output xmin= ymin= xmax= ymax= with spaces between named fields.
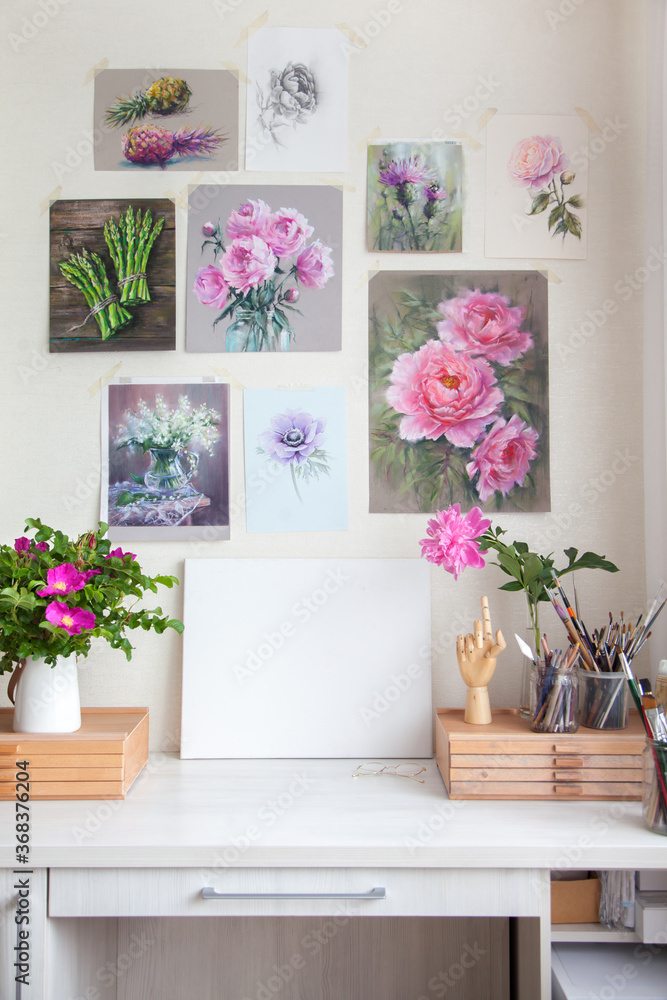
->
xmin=122 ymin=124 xmax=224 ymax=166
xmin=106 ymin=77 xmax=192 ymax=127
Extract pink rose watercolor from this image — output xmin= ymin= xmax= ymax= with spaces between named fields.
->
xmin=45 ymin=601 xmax=96 ymax=635
xmin=419 ymin=504 xmax=490 ymax=581
xmin=226 ymin=199 xmax=271 ymax=239
xmin=386 ymin=339 xmax=504 ymax=448
xmin=508 ymin=134 xmax=567 ymax=193
xmin=466 ymin=414 xmax=539 ymax=501
xmin=437 ymin=289 xmax=533 ymax=366
xmin=295 ymin=241 xmax=334 ymax=289
xmin=193 ymin=265 xmax=230 ymax=310
xmin=220 ymin=236 xmax=277 ymax=294
xmin=259 ymin=409 xmax=326 ymax=466
xmin=262 ymin=208 xmax=314 ymax=257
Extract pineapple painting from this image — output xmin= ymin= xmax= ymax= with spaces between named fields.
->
xmin=105 ymin=77 xmax=193 ymax=126
xmin=94 ymin=68 xmax=238 ymax=172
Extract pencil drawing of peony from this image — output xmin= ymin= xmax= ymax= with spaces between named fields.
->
xmin=369 ymin=271 xmax=549 ymax=514
xmin=256 ymin=62 xmax=318 ymax=147
xmin=508 ymin=134 xmax=583 ymax=241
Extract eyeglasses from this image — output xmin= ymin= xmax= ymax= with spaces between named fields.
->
xmin=352 ymin=761 xmax=426 ymax=783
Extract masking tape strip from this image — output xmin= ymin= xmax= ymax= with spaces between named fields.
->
xmin=530 ymin=261 xmax=562 ymax=283
xmin=357 ymin=126 xmax=382 ymax=153
xmin=575 ymin=107 xmax=601 ymax=132
xmin=356 ymin=264 xmax=382 ymax=292
xmin=40 ymin=187 xmax=62 ymax=216
xmin=316 ymin=179 xmax=355 ymax=192
xmin=209 ymin=367 xmax=245 ymax=390
xmin=335 ymin=23 xmax=367 ymax=48
xmin=221 ymin=61 xmax=250 ymax=84
xmin=477 ymin=108 xmax=498 ymax=133
xmin=234 ymin=11 xmax=269 ymax=48
xmin=83 ymin=58 xmax=109 ymax=87
xmin=450 ymin=131 xmax=484 ymax=152
xmin=88 ymin=362 xmax=123 ymax=398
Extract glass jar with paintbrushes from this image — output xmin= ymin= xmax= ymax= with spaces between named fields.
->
xmin=529 ymin=643 xmax=580 ymax=734
xmin=618 ymin=654 xmax=667 ymax=836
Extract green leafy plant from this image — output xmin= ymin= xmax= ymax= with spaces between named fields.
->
xmin=0 ymin=519 xmax=183 ymax=675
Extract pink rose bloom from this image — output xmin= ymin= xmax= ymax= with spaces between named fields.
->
xmin=508 ymin=134 xmax=568 ymax=193
xmin=45 ymin=601 xmax=96 ymax=636
xmin=37 ymin=563 xmax=89 ymax=597
xmin=193 ymin=265 xmax=230 ymax=310
xmin=295 ymin=241 xmax=334 ymax=289
xmin=14 ymin=537 xmax=31 ymax=553
xmin=437 ymin=289 xmax=533 ymax=366
xmin=419 ymin=504 xmax=490 ymax=581
xmin=466 ymin=414 xmax=539 ymax=501
xmin=220 ymin=236 xmax=277 ymax=294
xmin=106 ymin=547 xmax=136 ymax=561
xmin=226 ymin=199 xmax=271 ymax=239
xmin=262 ymin=208 xmax=313 ymax=257
xmin=386 ymin=340 xmax=504 ymax=448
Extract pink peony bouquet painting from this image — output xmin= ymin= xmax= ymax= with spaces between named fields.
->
xmin=187 ymin=185 xmax=342 ymax=353
xmin=369 ymin=271 xmax=550 ymax=514
xmin=508 ymin=133 xmax=583 ymax=242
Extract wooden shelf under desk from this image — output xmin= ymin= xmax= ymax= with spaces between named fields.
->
xmin=436 ymin=708 xmax=645 ymax=800
xmin=0 ymin=707 xmax=148 ymax=799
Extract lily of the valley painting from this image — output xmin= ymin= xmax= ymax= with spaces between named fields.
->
xmin=369 ymin=271 xmax=550 ymax=514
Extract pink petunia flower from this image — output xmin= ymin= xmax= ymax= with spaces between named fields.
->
xmin=466 ymin=415 xmax=539 ymax=501
xmin=386 ymin=339 xmax=504 ymax=448
xmin=437 ymin=289 xmax=533 ymax=366
xmin=220 ymin=236 xmax=277 ymax=294
xmin=419 ymin=504 xmax=490 ymax=581
xmin=378 ymin=156 xmax=435 ymax=186
xmin=295 ymin=241 xmax=334 ymax=289
xmin=259 ymin=409 xmax=326 ymax=466
xmin=226 ymin=199 xmax=272 ymax=239
xmin=37 ymin=564 xmax=89 ymax=597
xmin=508 ymin=135 xmax=568 ymax=193
xmin=262 ymin=208 xmax=313 ymax=257
xmin=45 ymin=601 xmax=96 ymax=636
xmin=193 ymin=265 xmax=230 ymax=310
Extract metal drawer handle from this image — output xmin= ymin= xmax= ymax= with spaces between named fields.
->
xmin=201 ymin=886 xmax=386 ymax=901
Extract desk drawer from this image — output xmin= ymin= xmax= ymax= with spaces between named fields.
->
xmin=48 ymin=867 xmax=540 ymax=918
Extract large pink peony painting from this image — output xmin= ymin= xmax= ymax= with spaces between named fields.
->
xmin=369 ymin=271 xmax=550 ymax=514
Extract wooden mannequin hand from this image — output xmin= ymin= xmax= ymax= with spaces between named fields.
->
xmin=456 ymin=595 xmax=506 ymax=689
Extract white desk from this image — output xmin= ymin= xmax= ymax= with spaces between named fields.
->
xmin=1 ymin=756 xmax=665 ymax=999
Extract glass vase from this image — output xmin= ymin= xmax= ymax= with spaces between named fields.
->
xmin=642 ymin=737 xmax=667 ymax=836
xmin=530 ymin=661 xmax=579 ymax=733
xmin=144 ymin=448 xmax=198 ymax=493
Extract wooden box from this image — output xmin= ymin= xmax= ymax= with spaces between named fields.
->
xmin=551 ymin=875 xmax=601 ymax=923
xmin=0 ymin=707 xmax=148 ymax=800
xmin=435 ymin=708 xmax=644 ymax=800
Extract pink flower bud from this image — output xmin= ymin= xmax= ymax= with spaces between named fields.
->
xmin=283 ymin=288 xmax=300 ymax=303
xmin=202 ymin=222 xmax=217 ymax=237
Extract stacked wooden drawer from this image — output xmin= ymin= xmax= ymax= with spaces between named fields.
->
xmin=436 ymin=708 xmax=644 ymax=800
xmin=0 ymin=707 xmax=148 ymax=799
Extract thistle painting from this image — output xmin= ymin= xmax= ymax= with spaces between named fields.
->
xmin=369 ymin=271 xmax=550 ymax=514
xmin=367 ymin=141 xmax=463 ymax=252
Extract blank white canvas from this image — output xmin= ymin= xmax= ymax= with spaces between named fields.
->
xmin=181 ymin=559 xmax=432 ymax=758
xmin=246 ymin=27 xmax=348 ymax=172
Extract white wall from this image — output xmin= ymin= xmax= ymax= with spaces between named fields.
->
xmin=0 ymin=0 xmax=648 ymax=750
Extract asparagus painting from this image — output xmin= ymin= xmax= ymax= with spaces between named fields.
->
xmin=59 ymin=250 xmax=132 ymax=340
xmin=104 ymin=206 xmax=165 ymax=305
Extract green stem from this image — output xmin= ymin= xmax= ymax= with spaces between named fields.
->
xmin=289 ymin=463 xmax=303 ymax=503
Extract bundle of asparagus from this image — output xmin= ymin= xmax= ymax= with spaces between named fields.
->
xmin=104 ymin=206 xmax=165 ymax=306
xmin=59 ymin=250 xmax=132 ymax=340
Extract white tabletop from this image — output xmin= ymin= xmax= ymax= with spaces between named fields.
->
xmin=1 ymin=755 xmax=665 ymax=869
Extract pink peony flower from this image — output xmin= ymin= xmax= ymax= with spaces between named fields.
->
xmin=262 ymin=208 xmax=313 ymax=257
xmin=259 ymin=409 xmax=326 ymax=466
xmin=193 ymin=265 xmax=230 ymax=310
xmin=466 ymin=415 xmax=539 ymax=501
xmin=386 ymin=340 xmax=504 ymax=448
xmin=226 ymin=199 xmax=271 ymax=239
xmin=419 ymin=504 xmax=490 ymax=581
xmin=295 ymin=241 xmax=334 ymax=289
xmin=508 ymin=134 xmax=568 ymax=193
xmin=45 ymin=601 xmax=96 ymax=635
xmin=220 ymin=236 xmax=277 ymax=294
xmin=37 ymin=563 xmax=89 ymax=597
xmin=378 ymin=156 xmax=435 ymax=186
xmin=106 ymin=547 xmax=136 ymax=561
xmin=437 ymin=289 xmax=533 ymax=366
